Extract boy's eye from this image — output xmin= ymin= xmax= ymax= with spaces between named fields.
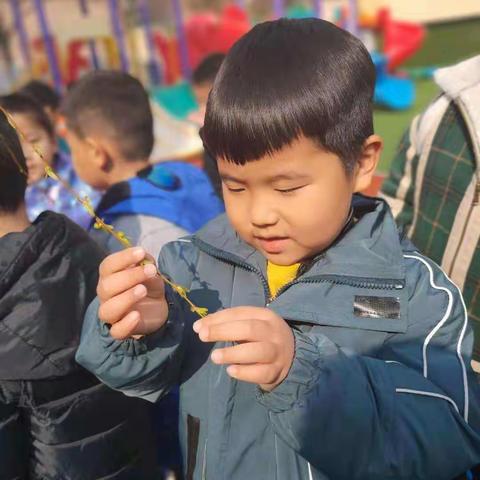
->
xmin=275 ymin=185 xmax=306 ymax=193
xmin=226 ymin=186 xmax=245 ymax=193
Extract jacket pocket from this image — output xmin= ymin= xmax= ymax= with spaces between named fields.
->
xmin=186 ymin=414 xmax=200 ymax=480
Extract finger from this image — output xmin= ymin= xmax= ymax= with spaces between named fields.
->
xmin=97 ymin=263 xmax=159 ymax=301
xmin=109 ymin=311 xmax=141 ymax=340
xmin=226 ymin=364 xmax=278 ymax=386
xmin=193 ymin=306 xmax=272 ymax=332
xmin=99 ymin=247 xmax=146 ymax=277
xmin=197 ymin=319 xmax=271 ymax=343
xmin=99 ymin=284 xmax=148 ymax=325
xmin=211 ymin=342 xmax=276 ymax=365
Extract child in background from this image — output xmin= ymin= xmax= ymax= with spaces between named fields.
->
xmin=78 ymin=19 xmax=480 ymax=480
xmin=0 ymin=93 xmax=99 ymax=229
xmin=62 ymin=70 xmax=223 ymax=260
xmin=191 ymin=53 xmax=226 ymax=123
xmin=19 ymin=79 xmax=71 ymax=155
xmin=20 ymin=79 xmax=60 ymax=124
xmin=0 ymin=109 xmax=156 ymax=479
xmin=63 ymin=70 xmax=223 ymax=478
xmin=191 ymin=53 xmax=226 ymax=199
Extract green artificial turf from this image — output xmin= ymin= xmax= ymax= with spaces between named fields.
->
xmin=374 ymin=79 xmax=439 ymax=172
xmin=373 ymin=16 xmax=480 ymax=173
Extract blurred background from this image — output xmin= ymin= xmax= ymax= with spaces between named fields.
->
xmin=1 ymin=0 xmax=478 ymax=176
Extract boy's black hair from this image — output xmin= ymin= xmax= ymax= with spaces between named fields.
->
xmin=62 ymin=71 xmax=154 ymax=161
xmin=201 ymin=19 xmax=376 ymax=172
xmin=0 ymin=93 xmax=55 ymax=138
xmin=192 ymin=53 xmax=226 ymax=85
xmin=20 ymin=80 xmax=61 ymax=111
xmin=0 ymin=109 xmax=27 ymax=213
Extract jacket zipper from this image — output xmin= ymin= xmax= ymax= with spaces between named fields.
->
xmin=273 ymin=274 xmax=404 ymax=301
xmin=193 ymin=238 xmax=272 ymax=302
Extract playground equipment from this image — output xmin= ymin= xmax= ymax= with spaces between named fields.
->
xmin=1 ymin=0 xmax=424 ymax=106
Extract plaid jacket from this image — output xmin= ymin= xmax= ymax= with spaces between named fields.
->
xmin=381 ymin=56 xmax=480 ymax=362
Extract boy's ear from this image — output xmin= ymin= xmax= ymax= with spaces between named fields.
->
xmin=85 ymin=137 xmax=112 ymax=172
xmin=353 ymin=135 xmax=383 ymax=193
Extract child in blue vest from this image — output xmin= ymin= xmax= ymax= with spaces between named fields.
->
xmin=62 ymin=70 xmax=223 ymax=260
xmin=63 ymin=71 xmax=223 ymax=478
xmin=77 ymin=19 xmax=480 ymax=479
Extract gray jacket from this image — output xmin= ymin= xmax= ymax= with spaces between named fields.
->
xmin=77 ymin=196 xmax=480 ymax=480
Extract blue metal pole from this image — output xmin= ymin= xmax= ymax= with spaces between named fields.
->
xmin=346 ymin=0 xmax=359 ymax=36
xmin=9 ymin=0 xmax=31 ymax=68
xmin=138 ymin=0 xmax=162 ymax=85
xmin=313 ymin=0 xmax=323 ymax=19
xmin=273 ymin=0 xmax=284 ymax=19
xmin=108 ymin=0 xmax=130 ymax=72
xmin=171 ymin=0 xmax=190 ymax=79
xmin=32 ymin=0 xmax=63 ymax=92
xmin=78 ymin=0 xmax=100 ymax=69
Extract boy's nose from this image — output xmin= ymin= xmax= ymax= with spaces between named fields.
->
xmin=250 ymin=202 xmax=278 ymax=228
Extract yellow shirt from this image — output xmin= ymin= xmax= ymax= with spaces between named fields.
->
xmin=267 ymin=261 xmax=301 ymax=299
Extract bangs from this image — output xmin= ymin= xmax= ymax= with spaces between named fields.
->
xmin=201 ymin=18 xmax=375 ymax=170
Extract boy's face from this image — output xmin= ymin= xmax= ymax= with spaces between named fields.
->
xmin=218 ymin=137 xmax=379 ymax=266
xmin=66 ymin=129 xmax=108 ymax=190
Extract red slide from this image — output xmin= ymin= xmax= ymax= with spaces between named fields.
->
xmin=379 ymin=8 xmax=425 ymax=72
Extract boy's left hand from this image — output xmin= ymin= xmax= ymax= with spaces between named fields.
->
xmin=193 ymin=307 xmax=294 ymax=392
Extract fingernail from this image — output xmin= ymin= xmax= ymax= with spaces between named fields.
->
xmin=211 ymin=350 xmax=221 ymax=363
xmin=227 ymin=365 xmax=236 ymax=377
xmin=192 ymin=320 xmax=202 ymax=333
xmin=133 ymin=248 xmax=145 ymax=260
xmin=144 ymin=264 xmax=157 ymax=278
xmin=133 ymin=285 xmax=147 ymax=298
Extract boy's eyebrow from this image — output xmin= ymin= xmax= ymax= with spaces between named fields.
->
xmin=265 ymin=172 xmax=310 ymax=182
xmin=220 ymin=172 xmax=310 ymax=184
xmin=219 ymin=173 xmax=246 ymax=184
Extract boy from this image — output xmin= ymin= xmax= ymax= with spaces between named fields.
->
xmin=0 ymin=110 xmax=156 ymax=478
xmin=62 ymin=70 xmax=223 ymax=259
xmin=77 ymin=19 xmax=480 ymax=479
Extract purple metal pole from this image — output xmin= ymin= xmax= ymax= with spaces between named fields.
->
xmin=346 ymin=0 xmax=359 ymax=36
xmin=108 ymin=0 xmax=129 ymax=72
xmin=171 ymin=0 xmax=190 ymax=79
xmin=313 ymin=0 xmax=323 ymax=19
xmin=78 ymin=0 xmax=100 ymax=69
xmin=9 ymin=0 xmax=31 ymax=67
xmin=32 ymin=0 xmax=63 ymax=92
xmin=273 ymin=0 xmax=284 ymax=19
xmin=138 ymin=0 xmax=162 ymax=85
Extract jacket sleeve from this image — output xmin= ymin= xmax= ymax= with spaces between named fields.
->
xmin=257 ymin=254 xmax=480 ymax=480
xmin=75 ymin=240 xmax=198 ymax=403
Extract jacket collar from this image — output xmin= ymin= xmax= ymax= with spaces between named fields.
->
xmin=193 ymin=195 xmax=405 ymax=281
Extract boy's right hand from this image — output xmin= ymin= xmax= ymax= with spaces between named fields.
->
xmin=97 ymin=247 xmax=169 ymax=340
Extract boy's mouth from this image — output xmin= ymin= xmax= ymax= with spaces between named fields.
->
xmin=254 ymin=236 xmax=290 ymax=254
